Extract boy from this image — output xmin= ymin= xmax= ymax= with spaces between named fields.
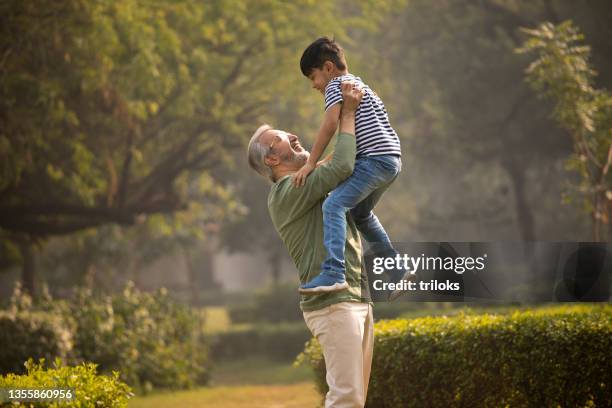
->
xmin=294 ymin=37 xmax=407 ymax=295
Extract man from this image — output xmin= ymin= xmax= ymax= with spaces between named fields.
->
xmin=247 ymin=82 xmax=373 ymax=407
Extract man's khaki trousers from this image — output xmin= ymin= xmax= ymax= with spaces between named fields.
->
xmin=303 ymin=302 xmax=374 ymax=408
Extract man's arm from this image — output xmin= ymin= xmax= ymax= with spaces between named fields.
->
xmin=275 ymin=83 xmax=362 ymax=219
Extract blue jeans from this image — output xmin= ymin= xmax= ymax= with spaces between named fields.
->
xmin=321 ymin=155 xmax=401 ymax=277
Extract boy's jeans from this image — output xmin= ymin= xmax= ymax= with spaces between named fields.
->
xmin=321 ymin=155 xmax=401 ymax=278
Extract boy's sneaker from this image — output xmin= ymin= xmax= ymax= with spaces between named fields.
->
xmin=388 ymin=270 xmax=415 ymax=301
xmin=299 ymin=273 xmax=349 ymax=294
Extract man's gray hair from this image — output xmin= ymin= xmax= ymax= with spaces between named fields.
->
xmin=247 ymin=124 xmax=274 ymax=181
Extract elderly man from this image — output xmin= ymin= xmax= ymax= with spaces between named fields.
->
xmin=247 ymin=82 xmax=373 ymax=407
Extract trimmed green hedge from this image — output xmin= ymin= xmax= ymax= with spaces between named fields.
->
xmin=298 ymin=304 xmax=612 ymax=407
xmin=211 ymin=322 xmax=311 ymax=361
xmin=0 ymin=359 xmax=132 ymax=407
xmin=228 ymin=284 xmax=303 ymax=324
xmin=0 ymin=312 xmax=74 ymax=376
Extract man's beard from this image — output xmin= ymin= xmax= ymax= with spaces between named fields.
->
xmin=281 ymin=150 xmax=309 ymax=166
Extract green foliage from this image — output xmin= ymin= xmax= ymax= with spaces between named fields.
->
xmin=211 ymin=322 xmax=311 ymax=362
xmin=518 ymin=21 xmax=612 ymax=239
xmin=0 ymin=312 xmax=74 ymax=376
xmin=228 ymin=283 xmax=302 ymax=324
xmin=299 ymin=304 xmax=612 ymax=407
xmin=0 ymin=359 xmax=132 ymax=407
xmin=0 ymin=0 xmax=398 ymax=236
xmin=68 ymin=282 xmax=209 ymax=392
xmin=2 ymin=282 xmax=209 ymax=392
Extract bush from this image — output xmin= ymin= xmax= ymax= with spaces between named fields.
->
xmin=0 ymin=358 xmax=132 ymax=407
xmin=228 ymin=283 xmax=302 ymax=324
xmin=0 ymin=311 xmax=74 ymax=375
xmin=299 ymin=304 xmax=612 ymax=407
xmin=69 ymin=283 xmax=209 ymax=391
xmin=211 ymin=322 xmax=311 ymax=362
xmin=2 ymin=282 xmax=210 ymax=392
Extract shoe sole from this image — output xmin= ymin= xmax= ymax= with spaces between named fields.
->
xmin=299 ymin=281 xmax=350 ymax=294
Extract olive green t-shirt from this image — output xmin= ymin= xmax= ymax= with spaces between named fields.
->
xmin=267 ymin=132 xmax=372 ymax=312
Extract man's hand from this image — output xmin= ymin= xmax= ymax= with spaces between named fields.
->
xmin=339 ymin=81 xmax=363 ymax=136
xmin=292 ymin=161 xmax=315 ymax=187
xmin=341 ymin=81 xmax=364 ymax=113
xmin=316 ymin=154 xmax=333 ymax=167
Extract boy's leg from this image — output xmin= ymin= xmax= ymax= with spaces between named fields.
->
xmin=349 ymin=156 xmax=411 ymax=290
xmin=350 ymin=174 xmax=398 ymax=249
xmin=300 ymin=156 xmax=401 ymax=293
xmin=351 ymin=154 xmax=400 ymax=245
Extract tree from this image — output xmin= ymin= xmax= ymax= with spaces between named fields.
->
xmin=357 ymin=0 xmax=612 ymax=242
xmin=518 ymin=21 xmax=612 ymax=241
xmin=0 ymin=0 xmax=400 ymax=294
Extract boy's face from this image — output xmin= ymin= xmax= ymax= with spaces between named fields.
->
xmin=307 ymin=61 xmax=335 ymax=95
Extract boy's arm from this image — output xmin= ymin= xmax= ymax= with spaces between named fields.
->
xmin=292 ymin=104 xmax=341 ymax=187
xmin=273 ymin=84 xmax=362 ymax=220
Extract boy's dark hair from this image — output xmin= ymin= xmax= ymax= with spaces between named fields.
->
xmin=300 ymin=37 xmax=347 ymax=77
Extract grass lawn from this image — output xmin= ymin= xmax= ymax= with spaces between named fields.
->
xmin=129 ymin=382 xmax=320 ymax=408
xmin=210 ymin=356 xmax=314 ymax=386
xmin=129 ymin=356 xmax=319 ymax=407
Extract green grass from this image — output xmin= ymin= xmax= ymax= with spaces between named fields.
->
xmin=129 ymin=357 xmax=318 ymax=408
xmin=129 ymin=382 xmax=320 ymax=408
xmin=210 ymin=356 xmax=314 ymax=386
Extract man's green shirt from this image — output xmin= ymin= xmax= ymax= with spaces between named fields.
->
xmin=267 ymin=132 xmax=371 ymax=312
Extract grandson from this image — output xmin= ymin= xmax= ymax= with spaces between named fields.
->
xmin=294 ymin=37 xmax=407 ymax=295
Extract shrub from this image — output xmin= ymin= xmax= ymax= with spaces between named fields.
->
xmin=299 ymin=304 xmax=612 ymax=407
xmin=0 ymin=311 xmax=74 ymax=376
xmin=1 ymin=282 xmax=210 ymax=393
xmin=0 ymin=358 xmax=132 ymax=407
xmin=211 ymin=322 xmax=311 ymax=362
xmin=69 ymin=283 xmax=209 ymax=391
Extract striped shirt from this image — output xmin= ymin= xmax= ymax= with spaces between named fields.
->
xmin=324 ymin=73 xmax=401 ymax=158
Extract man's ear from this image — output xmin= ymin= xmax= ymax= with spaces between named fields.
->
xmin=264 ymin=154 xmax=279 ymax=167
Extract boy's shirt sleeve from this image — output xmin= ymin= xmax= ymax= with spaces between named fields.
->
xmin=324 ymin=78 xmax=343 ymax=112
xmin=273 ymin=133 xmax=356 ymax=220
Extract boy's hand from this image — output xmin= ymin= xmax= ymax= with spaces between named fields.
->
xmin=292 ymin=162 xmax=315 ymax=187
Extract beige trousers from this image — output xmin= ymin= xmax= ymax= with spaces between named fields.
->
xmin=303 ymin=302 xmax=374 ymax=408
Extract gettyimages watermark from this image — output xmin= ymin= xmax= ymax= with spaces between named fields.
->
xmin=361 ymin=242 xmax=612 ymax=302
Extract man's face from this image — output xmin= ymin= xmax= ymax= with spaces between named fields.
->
xmin=307 ymin=67 xmax=333 ymax=95
xmin=261 ymin=129 xmax=309 ymax=168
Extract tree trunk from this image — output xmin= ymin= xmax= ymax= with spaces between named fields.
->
xmin=502 ymin=156 xmax=536 ymax=242
xmin=19 ymin=240 xmax=36 ymax=298
xmin=182 ymin=246 xmax=199 ymax=306
xmin=269 ymin=248 xmax=281 ymax=287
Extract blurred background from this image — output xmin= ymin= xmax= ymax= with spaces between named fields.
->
xmin=0 ymin=0 xmax=610 ymax=406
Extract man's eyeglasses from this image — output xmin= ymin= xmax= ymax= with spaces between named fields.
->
xmin=268 ymin=131 xmax=290 ymax=151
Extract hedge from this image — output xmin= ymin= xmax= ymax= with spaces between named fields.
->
xmin=211 ymin=322 xmax=311 ymax=361
xmin=0 ymin=359 xmax=132 ymax=407
xmin=67 ymin=284 xmax=210 ymax=391
xmin=0 ymin=311 xmax=74 ymax=376
xmin=228 ymin=283 xmax=303 ymax=324
xmin=2 ymin=283 xmax=210 ymax=393
xmin=298 ymin=304 xmax=612 ymax=407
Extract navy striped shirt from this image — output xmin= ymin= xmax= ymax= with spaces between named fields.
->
xmin=324 ymin=74 xmax=401 ymax=158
